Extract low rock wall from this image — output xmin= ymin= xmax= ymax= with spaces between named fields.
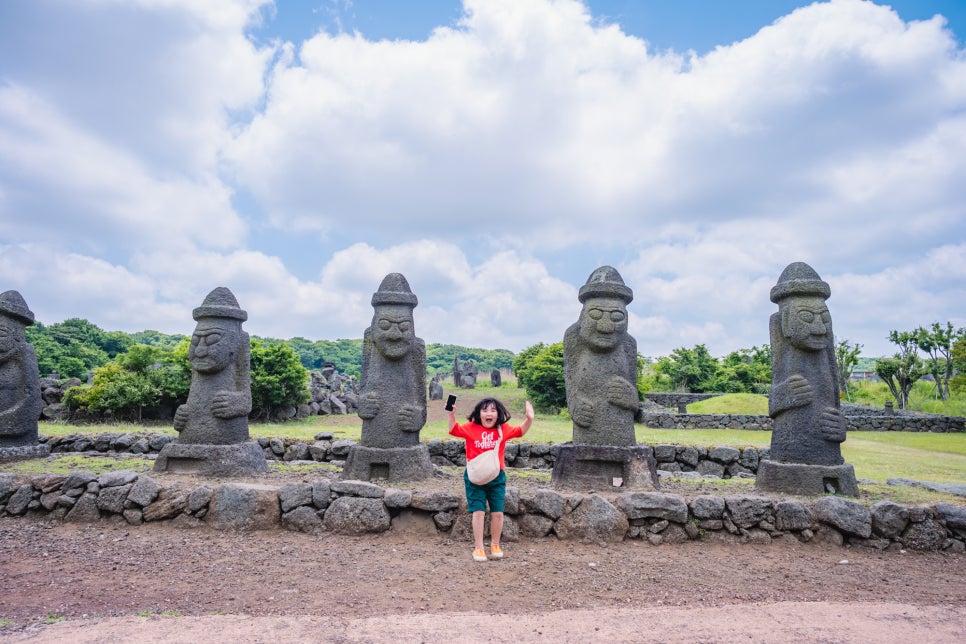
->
xmin=640 ymin=411 xmax=964 ymax=433
xmin=39 ymin=433 xmax=770 ymax=479
xmin=643 ymin=393 xmax=723 ymax=407
xmin=1 ymin=471 xmax=963 ymax=552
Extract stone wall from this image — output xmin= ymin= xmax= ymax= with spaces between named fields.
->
xmin=643 ymin=393 xmax=723 ymax=408
xmin=640 ymin=402 xmax=964 ymax=433
xmin=1 ymin=471 xmax=963 ymax=552
xmin=39 ymin=433 xmax=766 ymax=479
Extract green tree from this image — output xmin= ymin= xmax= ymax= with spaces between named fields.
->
xmin=951 ymin=336 xmax=966 ymax=394
xmin=834 ymin=339 xmax=863 ymax=402
xmin=61 ymin=342 xmax=190 ymax=420
xmin=912 ymin=322 xmax=965 ymax=401
xmin=655 ymin=344 xmax=719 ymax=393
xmin=249 ymin=340 xmax=311 ymax=420
xmin=520 ymin=343 xmax=566 ymax=413
xmin=875 ymin=331 xmax=926 ymax=409
xmin=711 ymin=345 xmax=772 ymax=394
xmin=512 ymin=343 xmax=546 ymax=390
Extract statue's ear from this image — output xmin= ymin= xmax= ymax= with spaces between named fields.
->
xmin=780 ymin=305 xmax=791 ymax=337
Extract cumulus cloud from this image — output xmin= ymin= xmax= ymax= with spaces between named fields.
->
xmin=0 ymin=0 xmax=963 ymax=358
xmin=0 ymin=0 xmax=272 ymax=255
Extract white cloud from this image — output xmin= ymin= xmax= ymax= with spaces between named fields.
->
xmin=0 ymin=86 xmax=246 ymax=253
xmin=227 ymin=0 xmax=966 ymax=251
xmin=1 ymin=0 xmax=963 ymax=360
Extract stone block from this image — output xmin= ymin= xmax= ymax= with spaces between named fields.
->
xmin=206 ymin=483 xmax=281 ymax=531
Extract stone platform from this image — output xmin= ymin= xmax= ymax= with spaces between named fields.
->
xmin=342 ymin=444 xmax=434 ymax=482
xmin=755 ymin=459 xmax=859 ymax=497
xmin=0 ymin=444 xmax=50 ymax=463
xmin=551 ymin=443 xmax=660 ymax=491
xmin=153 ymin=441 xmax=268 ymax=477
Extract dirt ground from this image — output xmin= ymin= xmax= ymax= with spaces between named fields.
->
xmin=1 ymin=518 xmax=964 ymax=643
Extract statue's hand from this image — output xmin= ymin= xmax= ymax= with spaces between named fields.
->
xmin=357 ymin=391 xmax=381 ymax=419
xmin=397 ymin=404 xmax=423 ymax=432
xmin=770 ymin=375 xmax=813 ymax=416
xmin=606 ymin=376 xmax=639 ymax=410
xmin=821 ymin=407 xmax=847 ymax=442
xmin=173 ymin=405 xmax=188 ymax=432
xmin=211 ymin=391 xmax=250 ymax=418
xmin=572 ymin=398 xmax=595 ymax=428
xmin=784 ymin=375 xmax=813 ymax=407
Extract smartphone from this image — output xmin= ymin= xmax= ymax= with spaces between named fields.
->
xmin=445 ymin=394 xmax=457 ymax=411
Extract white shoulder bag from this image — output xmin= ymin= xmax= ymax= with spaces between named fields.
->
xmin=466 ymin=425 xmax=503 ymax=485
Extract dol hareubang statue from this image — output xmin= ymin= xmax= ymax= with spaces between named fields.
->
xmin=0 ymin=290 xmax=46 ymax=459
xmin=551 ymin=266 xmax=658 ymax=490
xmin=174 ymin=287 xmax=252 ymax=444
xmin=357 ymin=273 xmax=426 ymax=447
xmin=564 ymin=266 xmax=639 ymax=446
xmin=343 ymin=273 xmax=433 ymax=481
xmin=154 ymin=287 xmax=266 ymax=476
xmin=756 ymin=262 xmax=858 ymax=496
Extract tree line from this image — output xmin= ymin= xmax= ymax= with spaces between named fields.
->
xmin=27 ymin=319 xmax=518 ymax=421
xmin=512 ymin=321 xmax=964 ymax=414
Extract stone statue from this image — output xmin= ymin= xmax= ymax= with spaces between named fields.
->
xmin=491 ymin=368 xmax=502 ymax=387
xmin=552 ymin=267 xmax=658 ymax=491
xmin=173 ymin=287 xmax=252 ymax=444
xmin=345 ymin=273 xmax=433 ymax=481
xmin=453 ymin=355 xmax=462 ymax=388
xmin=0 ymin=291 xmax=44 ymax=456
xmin=563 ymin=266 xmax=639 ymax=446
xmin=357 ymin=273 xmax=427 ymax=447
xmin=461 ymin=359 xmax=478 ymax=388
xmin=155 ymin=287 xmax=265 ymax=475
xmin=428 ymin=374 xmax=444 ymax=401
xmin=757 ymin=262 xmax=858 ymax=496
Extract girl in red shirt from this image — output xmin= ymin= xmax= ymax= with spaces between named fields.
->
xmin=448 ymin=396 xmax=534 ymax=562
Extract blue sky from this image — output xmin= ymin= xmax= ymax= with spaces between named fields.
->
xmin=1 ymin=0 xmax=964 ymax=358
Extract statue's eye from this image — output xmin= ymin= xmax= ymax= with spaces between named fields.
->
xmin=190 ymin=335 xmax=200 ymax=345
xmin=588 ymin=309 xmax=603 ymax=320
xmin=398 ymin=322 xmax=410 ymax=332
xmin=378 ymin=319 xmax=392 ymax=330
xmin=610 ymin=311 xmax=625 ymax=322
xmin=798 ymin=311 xmax=815 ymax=323
xmin=206 ymin=333 xmax=222 ymax=345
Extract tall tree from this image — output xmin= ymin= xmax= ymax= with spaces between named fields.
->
xmin=834 ymin=339 xmax=863 ymax=402
xmin=655 ymin=344 xmax=719 ymax=393
xmin=912 ymin=322 xmax=964 ymax=400
xmin=874 ymin=331 xmax=925 ymax=409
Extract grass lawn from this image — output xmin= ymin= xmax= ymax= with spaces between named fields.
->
xmin=32 ymin=385 xmax=965 ymax=493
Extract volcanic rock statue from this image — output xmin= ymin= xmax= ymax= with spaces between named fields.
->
xmin=0 ymin=290 xmax=47 ymax=461
xmin=460 ymin=359 xmax=478 ymax=388
xmin=154 ymin=287 xmax=267 ymax=476
xmin=756 ymin=262 xmax=858 ymax=496
xmin=551 ymin=267 xmax=658 ymax=490
xmin=428 ymin=374 xmax=444 ymax=401
xmin=491 ymin=368 xmax=502 ymax=387
xmin=343 ymin=273 xmax=433 ymax=482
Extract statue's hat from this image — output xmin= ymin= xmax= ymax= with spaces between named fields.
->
xmin=0 ymin=290 xmax=35 ymax=325
xmin=371 ymin=273 xmax=418 ymax=307
xmin=770 ymin=262 xmax=830 ymax=303
xmin=578 ymin=266 xmax=633 ymax=304
xmin=193 ymin=287 xmax=248 ymax=321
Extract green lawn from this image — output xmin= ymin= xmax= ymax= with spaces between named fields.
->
xmin=33 ymin=382 xmax=965 ymax=490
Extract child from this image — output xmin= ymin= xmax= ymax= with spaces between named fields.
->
xmin=448 ymin=397 xmax=534 ymax=562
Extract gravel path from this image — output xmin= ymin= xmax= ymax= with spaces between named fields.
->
xmin=1 ymin=518 xmax=964 ymax=642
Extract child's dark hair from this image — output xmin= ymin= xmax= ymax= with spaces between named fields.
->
xmin=467 ymin=398 xmax=511 ymax=425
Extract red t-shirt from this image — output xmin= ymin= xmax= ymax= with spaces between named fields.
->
xmin=449 ymin=421 xmax=523 ymax=469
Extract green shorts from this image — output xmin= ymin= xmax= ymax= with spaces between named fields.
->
xmin=463 ymin=469 xmax=507 ymax=513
